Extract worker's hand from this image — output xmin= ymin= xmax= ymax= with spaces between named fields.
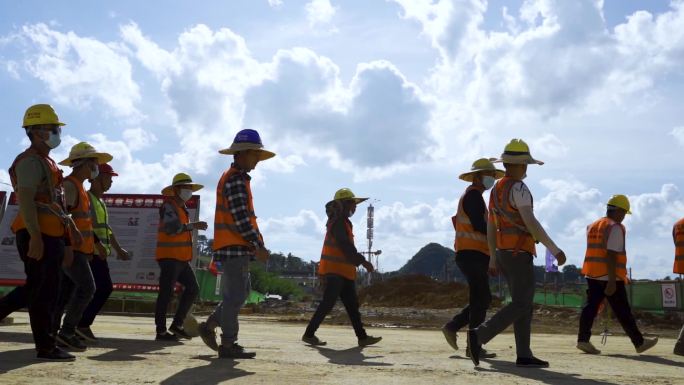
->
xmin=255 ymin=246 xmax=269 ymax=262
xmin=95 ymin=243 xmax=108 ymax=260
xmin=63 ymin=247 xmax=74 ymax=267
xmin=362 ymin=260 xmax=375 ymax=273
xmin=70 ymin=227 xmax=84 ymax=248
xmin=117 ymin=248 xmax=131 ymax=261
xmin=27 ymin=234 xmax=44 ymax=260
xmin=193 ymin=221 xmax=208 ymax=231
xmin=604 ymin=280 xmax=616 ymax=297
xmin=555 ymin=250 xmax=567 ymax=266
xmin=487 ymin=259 xmax=498 ymax=276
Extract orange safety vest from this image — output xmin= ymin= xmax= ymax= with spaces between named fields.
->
xmin=673 ymin=218 xmax=684 ymax=274
xmin=488 ymin=177 xmax=536 ymax=255
xmin=318 ymin=219 xmax=357 ymax=281
xmin=9 ymin=149 xmax=67 ymax=237
xmin=65 ymin=176 xmax=95 ymax=254
xmin=213 ymin=166 xmax=261 ymax=251
xmin=582 ymin=217 xmax=628 ymax=282
xmin=155 ymin=198 xmax=193 ymax=262
xmin=453 ymin=185 xmax=490 ymax=255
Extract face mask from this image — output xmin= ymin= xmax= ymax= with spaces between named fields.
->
xmin=179 ymin=189 xmax=193 ymax=202
xmin=45 ymin=132 xmax=61 ymax=149
xmin=90 ymin=166 xmax=99 ymax=180
xmin=482 ymin=176 xmax=496 ymax=190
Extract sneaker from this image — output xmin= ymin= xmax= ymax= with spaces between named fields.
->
xmin=441 ymin=325 xmax=458 ymax=351
xmin=516 ymin=356 xmax=549 ymax=368
xmin=358 ymin=335 xmax=382 ymax=347
xmin=576 ymin=341 xmax=601 ymax=355
xmin=56 ymin=333 xmax=87 ymax=352
xmin=674 ymin=342 xmax=684 ymax=356
xmin=466 ymin=347 xmax=496 ymax=359
xmin=467 ymin=329 xmax=481 ymax=367
xmin=302 ymin=335 xmax=327 ymax=346
xmin=169 ymin=324 xmax=192 ymax=340
xmin=198 ymin=322 xmax=219 ymax=351
xmin=218 ymin=343 xmax=256 ymax=359
xmin=75 ymin=327 xmax=98 ymax=343
xmin=635 ymin=337 xmax=658 ymax=354
xmin=156 ymin=331 xmax=180 ymax=342
xmin=36 ymin=347 xmax=76 ymax=361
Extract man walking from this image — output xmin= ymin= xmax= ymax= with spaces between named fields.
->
xmin=576 ymin=195 xmax=658 ymax=355
xmin=469 ymin=139 xmax=566 ymax=368
xmin=673 ymin=217 xmax=684 ymax=356
xmin=302 ymin=188 xmax=381 ymax=347
xmin=443 ymin=159 xmax=503 ymax=358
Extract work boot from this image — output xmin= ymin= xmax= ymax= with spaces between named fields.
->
xmin=169 ymin=324 xmax=192 ymax=340
xmin=218 ymin=343 xmax=256 ymax=359
xmin=36 ymin=347 xmax=76 ymax=361
xmin=198 ymin=322 xmax=219 ymax=351
xmin=358 ymin=335 xmax=382 ymax=347
xmin=467 ymin=329 xmax=481 ymax=367
xmin=56 ymin=333 xmax=87 ymax=352
xmin=576 ymin=341 xmax=601 ymax=355
xmin=302 ymin=335 xmax=327 ymax=346
xmin=635 ymin=337 xmax=658 ymax=354
xmin=516 ymin=356 xmax=549 ymax=368
xmin=674 ymin=341 xmax=684 ymax=356
xmin=441 ymin=325 xmax=458 ymax=351
xmin=155 ymin=331 xmax=180 ymax=342
xmin=75 ymin=327 xmax=98 ymax=343
xmin=466 ymin=347 xmax=496 ymax=359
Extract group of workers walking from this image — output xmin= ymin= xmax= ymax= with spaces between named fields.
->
xmin=0 ymin=103 xmax=682 ymax=368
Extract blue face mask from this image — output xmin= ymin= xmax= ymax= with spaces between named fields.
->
xmin=482 ymin=176 xmax=496 ymax=190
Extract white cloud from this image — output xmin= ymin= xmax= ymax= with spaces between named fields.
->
xmin=670 ymin=126 xmax=684 ymax=147
xmin=305 ymin=0 xmax=338 ymax=29
xmin=122 ymin=127 xmax=158 ymax=151
xmin=268 ymin=0 xmax=284 ymax=8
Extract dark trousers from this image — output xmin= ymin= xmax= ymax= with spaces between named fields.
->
xmin=304 ymin=274 xmax=367 ymax=339
xmin=154 ymin=259 xmax=199 ymax=333
xmin=78 ymin=257 xmax=113 ymax=328
xmin=445 ymin=250 xmax=492 ymax=332
xmin=16 ymin=229 xmax=64 ymax=352
xmin=0 ymin=285 xmax=27 ymax=321
xmin=578 ymin=278 xmax=644 ymax=347
xmin=54 ymin=251 xmax=96 ymax=337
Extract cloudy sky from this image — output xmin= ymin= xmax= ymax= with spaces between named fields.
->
xmin=1 ymin=0 xmax=683 ymax=278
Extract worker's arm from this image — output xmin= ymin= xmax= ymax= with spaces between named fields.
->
xmin=331 ymin=219 xmax=366 ymax=267
xmin=605 ymin=250 xmax=618 ymax=295
xmin=486 ymin=219 xmax=498 ymax=274
xmin=107 ymin=226 xmax=130 ymax=259
xmin=518 ymin=206 xmax=561 ymax=256
xmin=463 ymin=189 xmax=487 ymax=235
xmin=604 ymin=224 xmax=623 ymax=296
xmin=15 ymin=158 xmax=44 ymax=259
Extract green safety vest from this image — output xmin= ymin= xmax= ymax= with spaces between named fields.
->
xmin=89 ymin=192 xmax=112 ymax=256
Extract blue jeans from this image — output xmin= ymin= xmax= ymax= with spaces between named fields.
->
xmin=207 ymin=255 xmax=251 ymax=346
xmin=55 ymin=251 xmax=96 ymax=337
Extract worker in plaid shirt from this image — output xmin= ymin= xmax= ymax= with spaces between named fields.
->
xmin=199 ymin=129 xmax=275 ymax=359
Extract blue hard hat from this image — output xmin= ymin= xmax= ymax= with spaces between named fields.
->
xmin=219 ymin=129 xmax=276 ymax=160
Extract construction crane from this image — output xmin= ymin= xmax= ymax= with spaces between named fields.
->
xmin=361 ymin=202 xmax=382 ymax=285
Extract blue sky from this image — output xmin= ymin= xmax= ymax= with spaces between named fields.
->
xmin=1 ymin=0 xmax=683 ymax=278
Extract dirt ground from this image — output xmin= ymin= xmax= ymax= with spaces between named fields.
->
xmin=1 ymin=312 xmax=683 ymax=385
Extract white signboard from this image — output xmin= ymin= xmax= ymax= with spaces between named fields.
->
xmin=662 ymin=283 xmax=677 ymax=308
xmin=0 ymin=193 xmax=200 ymax=290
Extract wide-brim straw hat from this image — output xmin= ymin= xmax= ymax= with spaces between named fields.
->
xmin=161 ymin=173 xmax=204 ymax=196
xmin=490 ymin=138 xmax=544 ymax=165
xmin=59 ymin=142 xmax=113 ymax=166
xmin=328 ymin=188 xmax=368 ymax=205
xmin=218 ymin=129 xmax=275 ymax=161
xmin=459 ymin=158 xmax=505 ymax=182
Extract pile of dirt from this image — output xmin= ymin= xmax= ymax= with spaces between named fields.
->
xmin=358 ymin=274 xmax=501 ymax=309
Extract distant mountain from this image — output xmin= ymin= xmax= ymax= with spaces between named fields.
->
xmin=396 ymin=243 xmax=464 ymax=281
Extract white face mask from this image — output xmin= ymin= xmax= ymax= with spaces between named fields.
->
xmin=45 ymin=132 xmax=61 ymax=149
xmin=90 ymin=166 xmax=99 ymax=180
xmin=179 ymin=189 xmax=193 ymax=202
xmin=482 ymin=176 xmax=496 ymax=190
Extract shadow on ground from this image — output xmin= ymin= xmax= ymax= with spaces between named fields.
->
xmin=310 ymin=345 xmax=393 ymax=367
xmin=160 ymin=355 xmax=254 ymax=385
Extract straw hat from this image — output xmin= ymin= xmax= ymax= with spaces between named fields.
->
xmin=490 ymin=139 xmax=544 ymax=165
xmin=161 ymin=173 xmax=204 ymax=196
xmin=218 ymin=129 xmax=275 ymax=161
xmin=329 ymin=188 xmax=368 ymax=205
xmin=59 ymin=142 xmax=113 ymax=166
xmin=459 ymin=158 xmax=505 ymax=182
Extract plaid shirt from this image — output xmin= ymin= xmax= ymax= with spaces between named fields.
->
xmin=215 ymin=164 xmax=262 ymax=259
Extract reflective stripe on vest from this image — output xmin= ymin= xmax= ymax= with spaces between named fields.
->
xmin=9 ymin=150 xmax=67 ymax=237
xmin=213 ymin=167 xmax=261 ymax=250
xmin=155 ymin=198 xmax=193 ymax=261
xmin=489 ymin=177 xmax=536 ymax=255
xmin=89 ymin=192 xmax=111 ymax=256
xmin=453 ymin=185 xmax=490 ymax=255
xmin=673 ymin=218 xmax=684 ymax=274
xmin=67 ymin=176 xmax=95 ymax=254
xmin=581 ymin=217 xmax=628 ymax=282
xmin=318 ymin=220 xmax=357 ymax=281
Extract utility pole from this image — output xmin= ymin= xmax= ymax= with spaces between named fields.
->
xmin=361 ymin=202 xmax=382 ymax=285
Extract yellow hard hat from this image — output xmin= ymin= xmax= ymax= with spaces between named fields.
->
xmin=459 ymin=158 xmax=505 ymax=182
xmin=161 ymin=173 xmax=204 ymax=196
xmin=491 ymin=138 xmax=544 ymax=165
xmin=332 ymin=188 xmax=368 ymax=204
xmin=22 ymin=104 xmax=66 ymax=128
xmin=607 ymin=194 xmax=631 ymax=214
xmin=59 ymin=142 xmax=113 ymax=166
